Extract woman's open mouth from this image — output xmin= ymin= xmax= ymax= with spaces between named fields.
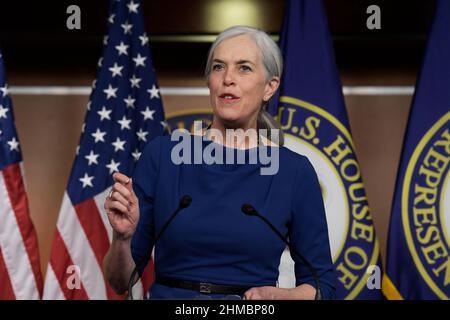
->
xmin=218 ymin=93 xmax=241 ymax=104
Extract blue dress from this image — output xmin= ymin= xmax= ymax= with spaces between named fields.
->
xmin=131 ymin=134 xmax=336 ymax=299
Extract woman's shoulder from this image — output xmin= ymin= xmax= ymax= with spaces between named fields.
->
xmin=141 ymin=132 xmax=202 ymax=159
xmin=142 ymin=134 xmax=178 ymax=152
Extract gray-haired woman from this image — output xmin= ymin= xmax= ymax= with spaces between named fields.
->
xmin=103 ymin=25 xmax=335 ymax=300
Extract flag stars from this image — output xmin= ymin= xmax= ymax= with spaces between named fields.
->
xmin=111 ymin=137 xmax=126 ymax=152
xmin=132 ymin=148 xmax=142 ymax=161
xmin=79 ymin=173 xmax=94 ymax=188
xmin=161 ymin=121 xmax=169 ymax=131
xmin=127 ymin=0 xmax=139 ymax=13
xmin=117 ymin=115 xmax=132 ymax=130
xmin=133 ymin=53 xmax=147 ymax=67
xmin=97 ymin=106 xmax=112 ymax=121
xmin=121 ymin=21 xmax=133 ymax=35
xmin=147 ymin=85 xmax=159 ymax=99
xmin=91 ymin=128 xmax=106 ymax=143
xmin=115 ymin=41 xmax=129 ymax=56
xmin=109 ymin=63 xmax=123 ymax=77
xmin=84 ymin=150 xmax=99 ymax=165
xmin=7 ymin=137 xmax=20 ymax=152
xmin=139 ymin=33 xmax=149 ymax=46
xmin=103 ymin=35 xmax=109 ymax=46
xmin=130 ymin=75 xmax=142 ymax=88
xmin=136 ymin=128 xmax=149 ymax=142
xmin=0 ymin=85 xmax=9 ymax=97
xmin=141 ymin=107 xmax=155 ymax=120
xmin=124 ymin=95 xmax=136 ymax=108
xmin=108 ymin=13 xmax=115 ymax=24
xmin=106 ymin=159 xmax=121 ymax=174
xmin=103 ymin=84 xmax=118 ymax=99
xmin=0 ymin=105 xmax=9 ymax=119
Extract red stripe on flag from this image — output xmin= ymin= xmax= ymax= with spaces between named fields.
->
xmin=0 ymin=247 xmax=16 ymax=300
xmin=49 ymin=230 xmax=89 ymax=299
xmin=141 ymin=259 xmax=155 ymax=296
xmin=74 ymin=199 xmax=125 ymax=300
xmin=2 ymin=163 xmax=43 ymax=296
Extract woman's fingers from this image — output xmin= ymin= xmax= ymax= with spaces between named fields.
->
xmin=111 ymin=182 xmax=133 ymax=202
xmin=108 ymin=199 xmax=128 ymax=216
xmin=112 ymin=172 xmax=130 ymax=185
xmin=104 ymin=172 xmax=139 ymax=232
xmin=113 ymin=172 xmax=135 ymax=196
xmin=110 ymin=189 xmax=130 ymax=210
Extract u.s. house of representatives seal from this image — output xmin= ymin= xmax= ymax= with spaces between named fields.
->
xmin=275 ymin=96 xmax=380 ymax=299
xmin=401 ymin=112 xmax=450 ymax=299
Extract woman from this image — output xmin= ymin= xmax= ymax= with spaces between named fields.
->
xmin=103 ymin=26 xmax=335 ymax=299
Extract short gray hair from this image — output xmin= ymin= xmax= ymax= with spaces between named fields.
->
xmin=205 ymin=25 xmax=283 ymax=81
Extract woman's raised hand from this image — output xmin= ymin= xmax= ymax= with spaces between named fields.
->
xmin=104 ymin=172 xmax=139 ymax=241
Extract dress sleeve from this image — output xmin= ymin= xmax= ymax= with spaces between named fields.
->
xmin=130 ymin=136 xmax=162 ymax=275
xmin=289 ymin=156 xmax=336 ymax=299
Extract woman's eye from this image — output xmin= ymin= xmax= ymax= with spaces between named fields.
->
xmin=212 ymin=64 xmax=223 ymax=71
xmin=240 ymin=65 xmax=252 ymax=72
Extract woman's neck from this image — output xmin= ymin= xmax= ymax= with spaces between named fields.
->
xmin=206 ymin=121 xmax=259 ymax=150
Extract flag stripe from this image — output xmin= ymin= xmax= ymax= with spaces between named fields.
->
xmin=0 ymin=247 xmax=16 ymax=299
xmin=57 ymin=193 xmax=107 ymax=299
xmin=42 ymin=264 xmax=66 ymax=300
xmin=47 ymin=230 xmax=89 ymax=299
xmin=2 ymin=163 xmax=43 ymax=295
xmin=1 ymin=46 xmax=42 ymax=300
xmin=74 ymin=198 xmax=126 ymax=300
xmin=141 ymin=258 xmax=155 ymax=295
xmin=94 ymin=189 xmax=114 ymax=242
xmin=0 ymin=166 xmax=39 ymax=299
xmin=74 ymin=199 xmax=110 ymax=268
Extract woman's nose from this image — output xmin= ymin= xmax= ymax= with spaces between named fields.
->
xmin=223 ymin=69 xmax=235 ymax=86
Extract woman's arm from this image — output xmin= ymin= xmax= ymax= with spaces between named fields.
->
xmin=289 ymin=157 xmax=336 ymax=299
xmin=103 ymin=233 xmax=136 ymax=294
xmin=103 ymin=172 xmax=140 ymax=294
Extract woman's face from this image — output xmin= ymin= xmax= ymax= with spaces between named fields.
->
xmin=208 ymin=34 xmax=279 ymax=129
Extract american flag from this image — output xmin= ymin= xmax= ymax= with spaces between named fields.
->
xmin=43 ymin=0 xmax=165 ymax=299
xmin=0 ymin=51 xmax=43 ymax=299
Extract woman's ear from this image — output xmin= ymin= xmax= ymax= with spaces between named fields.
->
xmin=263 ymin=76 xmax=280 ymax=101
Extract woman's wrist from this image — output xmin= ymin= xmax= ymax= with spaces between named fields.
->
xmin=112 ymin=230 xmax=133 ymax=242
xmin=286 ymin=283 xmax=317 ymax=299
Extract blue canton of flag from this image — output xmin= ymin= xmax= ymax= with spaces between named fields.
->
xmin=0 ymin=53 xmax=21 ymax=169
xmin=268 ymin=0 xmax=384 ymax=299
xmin=68 ymin=0 xmax=166 ymax=203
